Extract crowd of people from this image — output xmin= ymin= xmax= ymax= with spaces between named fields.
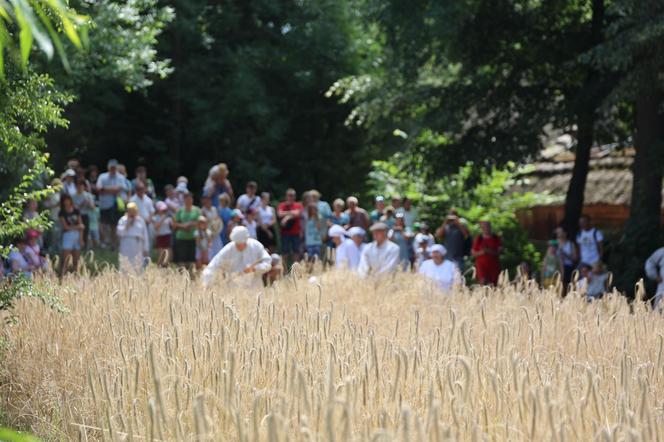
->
xmin=3 ymin=158 xmax=664 ymax=304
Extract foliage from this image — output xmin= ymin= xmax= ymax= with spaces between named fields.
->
xmin=0 ymin=0 xmax=88 ymax=78
xmin=0 ymin=427 xmax=40 ymax=442
xmin=0 ymin=67 xmax=72 ymax=252
xmin=368 ymin=151 xmax=557 ymax=272
xmin=0 ymin=274 xmax=67 ymax=324
xmin=47 ymin=0 xmax=375 ymax=199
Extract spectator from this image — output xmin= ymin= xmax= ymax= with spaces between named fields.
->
xmin=153 ymin=201 xmax=173 ymax=267
xmin=7 ymin=237 xmax=34 ymax=277
xmin=218 ymin=193 xmax=234 ymax=245
xmin=555 ymin=227 xmax=577 ymax=290
xmin=62 ymin=169 xmax=77 ymax=195
xmin=310 ymin=190 xmax=332 ymax=223
xmin=391 ymin=196 xmax=402 ymax=212
xmin=88 ymin=165 xmax=99 ymax=196
xmin=164 ymin=184 xmax=180 ymax=216
xmin=116 ymin=164 xmax=132 ymax=202
xmin=195 ymin=216 xmax=212 ymax=269
xmin=414 ymin=223 xmax=435 ymax=249
xmin=436 ymin=214 xmax=471 ymax=271
xmin=201 ymin=194 xmax=223 ymax=257
xmin=24 ymin=230 xmax=47 ymax=271
xmin=389 ymin=213 xmax=413 ymax=271
xmin=117 ymin=202 xmax=150 ymax=273
xmin=173 ymin=191 xmax=201 ymax=266
xmin=358 ymin=223 xmax=401 ymax=277
xmin=335 ymin=226 xmax=365 ymax=271
xmin=327 ymin=224 xmax=347 ymax=263
xmin=88 ymin=203 xmax=100 ymax=249
xmin=23 ymin=199 xmax=39 ymax=222
xmin=645 ymin=247 xmax=664 ymax=308
xmin=204 ymin=163 xmax=234 ymax=208
xmin=381 ymin=206 xmax=396 ymax=229
xmin=576 ymin=215 xmax=604 ymax=267
xmin=244 ymin=208 xmax=258 ymax=240
xmin=541 ymin=240 xmax=563 ymax=289
xmin=96 ymin=159 xmax=125 ymax=249
xmin=59 ymin=193 xmax=84 ymax=276
xmin=330 ymin=199 xmax=349 ymax=227
xmin=398 ymin=198 xmax=418 ymax=229
xmin=175 ymin=181 xmax=188 ymax=205
xmin=257 ymin=192 xmax=277 ymax=252
xmin=304 ymin=203 xmax=326 ymax=268
xmin=130 ymin=181 xmax=155 ymax=238
xmin=227 ymin=209 xmax=244 ymax=239
xmin=578 ymin=262 xmax=609 ymax=301
xmin=132 ymin=166 xmax=155 ymax=199
xmin=472 ymin=220 xmax=503 ymax=285
xmin=44 ymin=178 xmax=62 ymax=254
xmin=414 ymin=236 xmax=431 ymax=270
xmin=345 ymin=196 xmax=370 ymax=231
xmin=278 ymin=188 xmax=304 ymax=266
xmin=75 ymin=166 xmax=91 ymax=193
xmin=237 ymin=181 xmax=261 ymax=213
xmin=201 ymin=226 xmax=271 ymax=289
xmin=72 ymin=178 xmax=95 ymax=249
xmin=370 ymin=196 xmax=386 ymax=223
xmin=418 ymin=245 xmax=461 ymax=292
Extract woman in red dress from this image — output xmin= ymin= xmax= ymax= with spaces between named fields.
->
xmin=472 ymin=221 xmax=503 ymax=285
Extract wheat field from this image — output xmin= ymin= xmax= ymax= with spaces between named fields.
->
xmin=1 ymin=266 xmax=664 ymax=441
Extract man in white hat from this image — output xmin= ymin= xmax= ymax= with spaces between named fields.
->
xmin=418 ymin=244 xmax=462 ymax=292
xmin=202 ymin=226 xmax=271 ymax=289
xmin=329 ymin=225 xmax=365 ymax=270
xmin=358 ymin=222 xmax=400 ymax=277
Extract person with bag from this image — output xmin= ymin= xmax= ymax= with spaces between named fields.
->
xmin=237 ymin=181 xmax=261 ymax=214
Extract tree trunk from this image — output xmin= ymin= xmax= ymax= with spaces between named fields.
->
xmin=612 ymin=91 xmax=664 ymax=295
xmin=561 ymin=113 xmax=594 ymax=237
xmin=560 ymin=0 xmax=604 ymax=238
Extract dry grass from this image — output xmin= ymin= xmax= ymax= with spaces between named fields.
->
xmin=1 ymin=266 xmax=664 ymax=441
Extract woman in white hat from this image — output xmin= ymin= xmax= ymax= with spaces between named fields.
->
xmin=418 ymin=244 xmax=462 ymax=292
xmin=116 ymin=202 xmax=150 ymax=273
xmin=202 ymin=226 xmax=271 ymax=289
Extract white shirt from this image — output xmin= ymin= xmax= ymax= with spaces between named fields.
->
xmin=202 ymin=238 xmax=271 ymax=289
xmin=244 ymin=219 xmax=258 ymax=239
xmin=418 ymin=259 xmax=461 ymax=292
xmin=413 ymin=233 xmax=435 ymax=252
xmin=335 ymin=239 xmax=365 ymax=270
xmin=116 ymin=216 xmax=150 ymax=272
xmin=576 ymin=228 xmax=603 ymax=265
xmin=130 ymin=194 xmax=155 ymax=222
xmin=358 ymin=240 xmax=401 ymax=277
xmin=258 ymin=205 xmax=276 ymax=225
xmin=237 ymin=194 xmax=261 ymax=213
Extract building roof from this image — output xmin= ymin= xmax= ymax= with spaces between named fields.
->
xmin=514 ymin=146 xmax=664 ymax=207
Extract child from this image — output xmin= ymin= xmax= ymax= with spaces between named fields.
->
xmin=541 ymin=240 xmax=563 ymax=290
xmin=88 ymin=204 xmax=101 ymax=248
xmin=201 ymin=194 xmax=223 ymax=257
xmin=579 ymin=261 xmax=609 ymax=301
xmin=244 ymin=208 xmax=258 ymax=239
xmin=195 ymin=216 xmax=212 ymax=269
xmin=24 ymin=230 xmax=47 ymax=271
xmin=164 ymin=184 xmax=180 ymax=217
xmin=226 ymin=209 xmax=244 ymax=240
xmin=153 ymin=201 xmax=173 ymax=266
xmin=414 ymin=236 xmax=431 ymax=270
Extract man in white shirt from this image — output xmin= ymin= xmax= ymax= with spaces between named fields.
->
xmin=358 ymin=223 xmax=400 ymax=277
xmin=418 ymin=244 xmax=462 ymax=292
xmin=333 ymin=226 xmax=365 ymax=270
xmin=645 ymin=247 xmax=664 ymax=308
xmin=202 ymin=226 xmax=271 ymax=289
xmin=576 ymin=215 xmax=604 ymax=266
xmin=236 ymin=181 xmax=261 ymax=214
xmin=129 ymin=181 xmax=155 ymax=223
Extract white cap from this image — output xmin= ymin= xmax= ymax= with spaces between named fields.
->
xmin=347 ymin=227 xmax=366 ymax=238
xmin=175 ymin=182 xmax=188 ymax=192
xmin=328 ymin=225 xmax=347 ymax=238
xmin=64 ymin=169 xmax=76 ymax=177
xmin=430 ymin=244 xmax=447 ymax=256
xmin=230 ymin=226 xmax=250 ymax=244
